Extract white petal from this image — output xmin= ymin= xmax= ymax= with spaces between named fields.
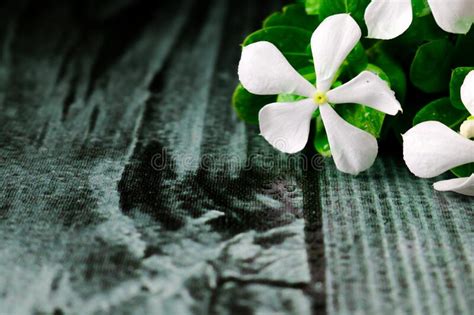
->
xmin=259 ymin=98 xmax=316 ymax=154
xmin=319 ymin=104 xmax=378 ymax=175
xmin=238 ymin=41 xmax=316 ymax=97
xmin=311 ymin=14 xmax=361 ymax=92
xmin=461 ymin=70 xmax=474 ymax=116
xmin=403 ymin=121 xmax=474 ymax=178
xmin=428 ymin=0 xmax=474 ymax=34
xmin=326 ymin=71 xmax=402 ymax=115
xmin=433 ymin=174 xmax=474 ymax=196
xmin=364 ymin=0 xmax=413 ymax=39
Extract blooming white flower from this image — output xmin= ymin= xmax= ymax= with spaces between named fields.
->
xmin=365 ymin=0 xmax=474 ymax=40
xmin=238 ymin=14 xmax=402 ymax=175
xmin=403 ymin=71 xmax=474 ymax=196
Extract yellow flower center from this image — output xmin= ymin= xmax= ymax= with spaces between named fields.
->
xmin=313 ymin=91 xmax=327 ymax=105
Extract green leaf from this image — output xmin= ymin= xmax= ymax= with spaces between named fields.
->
xmin=243 ymin=26 xmax=312 ymax=69
xmin=452 ymin=28 xmax=474 ymax=67
xmin=451 ymin=163 xmax=474 ymax=178
xmin=384 ymin=15 xmax=445 ymax=60
xmin=336 ymin=104 xmax=385 ymax=138
xmin=276 ymin=94 xmax=306 ymax=103
xmin=410 ymin=39 xmax=453 ymax=93
xmin=370 ymin=51 xmax=407 ymax=102
xmin=405 ymin=15 xmax=445 ymax=42
xmin=304 ymin=0 xmax=321 ymax=15
xmin=319 ymin=0 xmax=370 ymax=26
xmin=264 ymin=4 xmax=319 ymax=31
xmin=299 ymin=66 xmax=317 ymax=84
xmin=365 ymin=63 xmax=390 ymax=84
xmin=313 ymin=115 xmax=331 ymax=157
xmin=345 ymin=42 xmax=368 ymax=75
xmin=412 ymin=0 xmax=430 ymax=17
xmin=334 ymin=42 xmax=368 ymax=84
xmin=413 ymin=97 xmax=469 ymax=128
xmin=232 ymin=84 xmax=276 ymax=124
xmin=450 ymin=67 xmax=474 ymax=110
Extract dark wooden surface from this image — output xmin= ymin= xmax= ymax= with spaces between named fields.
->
xmin=0 ymin=0 xmax=472 ymax=314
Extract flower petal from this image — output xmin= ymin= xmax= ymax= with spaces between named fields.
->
xmin=311 ymin=14 xmax=361 ymax=92
xmin=364 ymin=0 xmax=413 ymax=39
xmin=326 ymin=71 xmax=402 ymax=115
xmin=259 ymin=98 xmax=317 ymax=154
xmin=319 ymin=104 xmax=378 ymax=175
xmin=428 ymin=0 xmax=474 ymax=34
xmin=461 ymin=70 xmax=474 ymax=115
xmin=433 ymin=174 xmax=474 ymax=196
xmin=238 ymin=41 xmax=316 ymax=98
xmin=403 ymin=121 xmax=474 ymax=178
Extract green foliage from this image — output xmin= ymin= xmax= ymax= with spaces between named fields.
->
xmin=303 ymin=0 xmax=321 ymax=15
xmin=450 ymin=67 xmax=474 ymax=110
xmin=365 ymin=63 xmax=390 ymax=85
xmin=232 ymin=84 xmax=276 ymax=124
xmin=383 ymin=15 xmax=445 ymax=61
xmin=344 ymin=42 xmax=368 ymax=75
xmin=243 ymin=26 xmax=312 ymax=70
xmin=369 ymin=51 xmax=407 ymax=102
xmin=413 ymin=98 xmax=469 ymax=128
xmin=319 ymin=0 xmax=370 ymax=26
xmin=412 ymin=0 xmax=430 ymax=17
xmin=451 ymin=163 xmax=474 ymax=178
xmin=403 ymin=15 xmax=445 ymax=43
xmin=276 ymin=94 xmax=306 ymax=103
xmin=264 ymin=4 xmax=319 ymax=31
xmin=338 ymin=105 xmax=385 ymax=138
xmin=410 ymin=39 xmax=453 ymax=93
xmin=452 ymin=29 xmax=474 ymax=67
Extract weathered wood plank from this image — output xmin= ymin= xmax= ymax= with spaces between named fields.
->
xmin=0 ymin=0 xmax=324 ymax=314
xmin=321 ymin=157 xmax=473 ymax=315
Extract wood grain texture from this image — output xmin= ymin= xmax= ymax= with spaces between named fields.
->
xmin=321 ymin=157 xmax=473 ymax=315
xmin=0 ymin=0 xmax=472 ymax=315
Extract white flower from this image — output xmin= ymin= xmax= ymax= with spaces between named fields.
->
xmin=403 ymin=71 xmax=474 ymax=196
xmin=238 ymin=14 xmax=402 ymax=175
xmin=365 ymin=0 xmax=474 ymax=40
